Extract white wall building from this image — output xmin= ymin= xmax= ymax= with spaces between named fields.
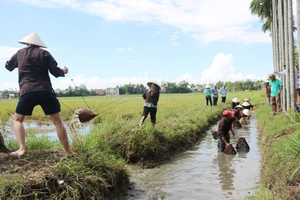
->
xmin=106 ymin=87 xmax=119 ymax=96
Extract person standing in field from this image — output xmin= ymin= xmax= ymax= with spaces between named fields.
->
xmin=139 ymin=81 xmax=160 ymax=126
xmin=217 ymin=110 xmax=236 ymax=152
xmin=219 ymin=84 xmax=227 ymax=103
xmin=5 ymin=32 xmax=73 ymax=157
xmin=211 ymin=84 xmax=219 ymax=106
xmin=275 ymin=64 xmax=299 ymax=103
xmin=265 ymin=81 xmax=271 ymax=105
xmin=204 ymin=85 xmax=212 ymax=106
xmin=268 ymin=73 xmax=283 ymax=115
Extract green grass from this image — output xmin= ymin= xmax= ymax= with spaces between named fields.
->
xmin=255 ymin=101 xmax=300 ymax=200
xmin=3 ymin=90 xmax=297 ymax=199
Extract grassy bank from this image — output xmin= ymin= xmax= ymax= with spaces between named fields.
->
xmin=255 ymin=102 xmax=300 ymax=199
xmin=0 ymin=91 xmax=265 ymax=199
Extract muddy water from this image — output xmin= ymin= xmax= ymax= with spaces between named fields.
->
xmin=3 ymin=118 xmax=93 ymax=140
xmin=126 ymin=114 xmax=261 ymax=200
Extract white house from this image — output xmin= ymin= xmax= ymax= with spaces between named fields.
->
xmin=106 ymin=87 xmax=119 ymax=96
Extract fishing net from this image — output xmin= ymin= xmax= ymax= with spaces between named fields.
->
xmin=74 ymin=107 xmax=97 ymax=123
xmin=224 ymin=144 xmax=237 ymax=155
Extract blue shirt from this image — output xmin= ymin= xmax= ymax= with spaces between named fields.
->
xmin=220 ymin=87 xmax=227 ymax=97
xmin=212 ymin=87 xmax=218 ymax=97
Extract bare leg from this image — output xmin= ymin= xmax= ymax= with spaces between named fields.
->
xmin=50 ymin=112 xmax=73 ymax=157
xmin=11 ymin=113 xmax=26 ymax=156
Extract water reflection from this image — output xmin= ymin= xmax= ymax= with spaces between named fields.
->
xmin=2 ymin=117 xmax=93 ymax=142
xmin=216 ymin=153 xmax=236 ymax=191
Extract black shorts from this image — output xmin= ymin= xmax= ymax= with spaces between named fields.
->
xmin=16 ymin=91 xmax=61 ymax=116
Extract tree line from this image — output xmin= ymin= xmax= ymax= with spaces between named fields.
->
xmin=0 ymin=79 xmax=265 ymax=98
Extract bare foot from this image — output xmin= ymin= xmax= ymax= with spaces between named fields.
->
xmin=10 ymin=149 xmax=26 ymax=157
xmin=65 ymin=151 xmax=75 ymax=158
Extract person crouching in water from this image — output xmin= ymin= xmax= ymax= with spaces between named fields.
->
xmin=240 ymin=109 xmax=251 ymax=125
xmin=231 ymin=97 xmax=240 ymax=110
xmin=217 ymin=110 xmax=236 ymax=152
xmin=242 ymin=99 xmax=253 ymax=110
xmin=139 ymin=81 xmax=160 ymax=126
xmin=233 ymin=105 xmax=243 ymax=128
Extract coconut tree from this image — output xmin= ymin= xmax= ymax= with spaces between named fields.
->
xmin=250 ymin=0 xmax=297 ymax=111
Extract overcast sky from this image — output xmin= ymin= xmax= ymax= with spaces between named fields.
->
xmin=0 ymin=0 xmax=289 ymax=90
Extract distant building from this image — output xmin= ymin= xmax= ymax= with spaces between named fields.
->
xmin=90 ymin=89 xmax=105 ymax=95
xmin=0 ymin=92 xmax=3 ymax=98
xmin=106 ymin=87 xmax=119 ymax=96
xmin=9 ymin=94 xmax=15 ymax=99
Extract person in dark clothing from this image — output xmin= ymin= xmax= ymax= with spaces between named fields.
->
xmin=217 ymin=110 xmax=236 ymax=152
xmin=139 ymin=81 xmax=160 ymax=126
xmin=5 ymin=32 xmax=73 ymax=157
xmin=265 ymin=81 xmax=271 ymax=105
xmin=232 ymin=105 xmax=243 ymax=128
xmin=242 ymin=99 xmax=253 ymax=110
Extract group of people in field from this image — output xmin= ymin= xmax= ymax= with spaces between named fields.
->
xmin=204 ymin=84 xmax=227 ymax=106
xmin=1 ymin=31 xmax=289 ymax=157
xmin=265 ymin=64 xmax=300 ymax=115
xmin=217 ymin=98 xmax=253 ymax=152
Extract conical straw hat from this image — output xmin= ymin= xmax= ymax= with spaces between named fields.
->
xmin=147 ymin=81 xmax=161 ymax=89
xmin=242 ymin=101 xmax=250 ymax=107
xmin=232 ymin=97 xmax=240 ymax=103
xmin=19 ymin=32 xmax=47 ymax=48
xmin=243 ymin=109 xmax=251 ymax=116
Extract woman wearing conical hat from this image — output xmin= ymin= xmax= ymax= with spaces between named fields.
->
xmin=5 ymin=32 xmax=73 ymax=157
xmin=231 ymin=97 xmax=240 ymax=110
xmin=139 ymin=81 xmax=160 ymax=126
xmin=243 ymin=98 xmax=253 ymax=110
xmin=240 ymin=109 xmax=251 ymax=125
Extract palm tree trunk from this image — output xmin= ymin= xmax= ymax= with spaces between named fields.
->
xmin=278 ymin=0 xmax=284 ymax=73
xmin=284 ymin=0 xmax=290 ymax=110
xmin=288 ymin=0 xmax=295 ymax=109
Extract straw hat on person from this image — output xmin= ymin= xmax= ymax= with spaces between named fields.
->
xmin=235 ymin=105 xmax=243 ymax=109
xmin=243 ymin=98 xmax=250 ymax=102
xmin=232 ymin=97 xmax=240 ymax=103
xmin=242 ymin=101 xmax=250 ymax=107
xmin=147 ymin=81 xmax=161 ymax=89
xmin=269 ymin=73 xmax=275 ymax=78
xmin=19 ymin=32 xmax=47 ymax=48
xmin=205 ymin=84 xmax=211 ymax=89
xmin=243 ymin=109 xmax=251 ymax=117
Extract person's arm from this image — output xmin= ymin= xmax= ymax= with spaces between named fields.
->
xmin=44 ymin=51 xmax=65 ymax=77
xmin=5 ymin=52 xmax=18 ymax=72
xmin=221 ymin=136 xmax=229 ymax=145
xmin=275 ymin=70 xmax=286 ymax=77
xmin=230 ymin=127 xmax=235 ymax=137
xmin=278 ymin=86 xmax=283 ymax=95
